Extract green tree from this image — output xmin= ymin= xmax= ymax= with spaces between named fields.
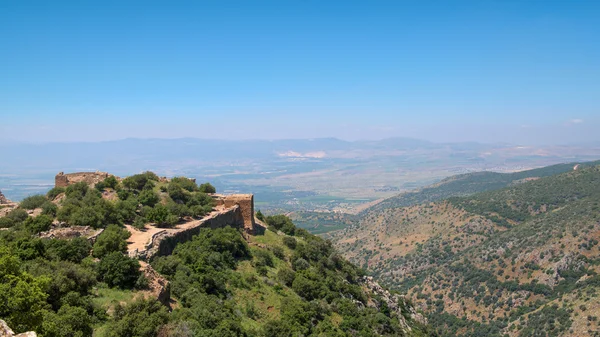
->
xmin=93 ymin=224 xmax=130 ymax=258
xmin=41 ymin=304 xmax=93 ymax=337
xmin=0 ymin=247 xmax=49 ymax=333
xmin=199 ymin=182 xmax=216 ymax=194
xmin=104 ymin=298 xmax=169 ymax=337
xmin=138 ymin=189 xmax=160 ymax=207
xmin=97 ymin=252 xmax=140 ymax=289
xmin=19 ymin=194 xmax=47 ymax=210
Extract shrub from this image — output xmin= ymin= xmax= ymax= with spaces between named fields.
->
xmin=24 ymin=215 xmax=53 ymax=233
xmin=46 ymin=187 xmax=65 ymax=200
xmin=103 ymin=298 xmax=169 ymax=337
xmin=271 ymin=246 xmax=286 ymax=260
xmin=122 ymin=172 xmax=158 ymax=191
xmin=97 ymin=252 xmax=141 ymax=289
xmin=92 ymin=224 xmax=131 ymax=258
xmin=283 ymin=236 xmax=297 ymax=249
xmin=20 ymin=195 xmax=47 ymax=210
xmin=278 ymin=267 xmax=296 ymax=286
xmin=170 ymin=177 xmax=199 ymax=192
xmin=7 ymin=208 xmax=29 ymax=223
xmin=254 ymin=250 xmax=275 ymax=268
xmin=199 ymin=182 xmax=216 ymax=194
xmin=138 ymin=189 xmax=160 ymax=207
xmin=41 ymin=202 xmax=58 ymax=217
xmin=256 ymin=210 xmax=265 ymax=221
xmin=0 ymin=217 xmax=15 ymax=228
xmin=45 ymin=238 xmax=91 ymax=263
xmin=65 ymin=182 xmax=89 ymax=200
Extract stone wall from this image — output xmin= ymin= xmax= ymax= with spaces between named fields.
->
xmin=134 ymin=205 xmax=245 ymax=261
xmin=55 ymin=171 xmax=113 ymax=188
xmin=213 ymin=194 xmax=255 ymax=233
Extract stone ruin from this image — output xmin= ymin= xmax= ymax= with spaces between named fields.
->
xmin=54 ymin=172 xmax=258 ymax=234
xmin=55 ymin=171 xmax=113 ymax=188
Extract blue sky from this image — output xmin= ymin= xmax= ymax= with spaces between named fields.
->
xmin=1 ymin=1 xmax=599 ymax=144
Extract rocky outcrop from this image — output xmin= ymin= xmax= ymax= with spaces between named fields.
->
xmin=0 ymin=320 xmax=36 ymax=337
xmin=0 ymin=190 xmax=8 ymax=204
xmin=360 ymin=276 xmax=427 ymax=333
xmin=140 ymin=262 xmax=171 ymax=306
xmin=55 ymin=171 xmax=113 ymax=188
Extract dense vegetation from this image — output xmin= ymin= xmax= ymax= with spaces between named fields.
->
xmin=331 ymin=162 xmax=600 ymax=336
xmin=367 ymin=160 xmax=600 ymax=215
xmin=0 ymin=172 xmax=428 ymax=336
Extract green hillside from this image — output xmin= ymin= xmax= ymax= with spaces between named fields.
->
xmin=0 ymin=172 xmax=429 ymax=337
xmin=331 ymin=163 xmax=600 ymax=336
xmin=366 ymin=160 xmax=600 ymax=214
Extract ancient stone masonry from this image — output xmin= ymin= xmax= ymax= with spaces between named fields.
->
xmin=55 ymin=171 xmax=113 ymax=188
xmin=213 ymin=194 xmax=255 ymax=233
xmin=131 ymin=205 xmax=246 ymax=261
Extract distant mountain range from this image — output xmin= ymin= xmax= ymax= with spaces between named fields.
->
xmin=2 ymin=138 xmax=599 ymax=209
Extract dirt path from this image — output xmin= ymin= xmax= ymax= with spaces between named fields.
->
xmin=125 ymin=205 xmax=230 ymax=255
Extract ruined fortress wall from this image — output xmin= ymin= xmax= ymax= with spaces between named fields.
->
xmin=55 ymin=171 xmax=112 ymax=188
xmin=136 ymin=205 xmax=245 ymax=261
xmin=213 ymin=194 xmax=255 ymax=233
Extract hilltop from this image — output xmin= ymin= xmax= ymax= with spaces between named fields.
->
xmin=0 ymin=171 xmax=428 ymax=336
xmin=329 ymin=161 xmax=600 ymax=336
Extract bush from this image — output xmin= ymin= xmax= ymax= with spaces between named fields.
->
xmin=138 ymin=189 xmax=160 ymax=207
xmin=122 ymin=172 xmax=158 ymax=191
xmin=170 ymin=177 xmax=199 ymax=192
xmin=93 ymin=224 xmax=131 ymax=258
xmin=45 ymin=238 xmax=91 ymax=263
xmin=95 ymin=176 xmax=119 ymax=191
xmin=146 ymin=204 xmax=171 ymax=226
xmin=278 ymin=267 xmax=296 ymax=286
xmin=0 ymin=217 xmax=15 ymax=228
xmin=97 ymin=252 xmax=141 ymax=289
xmin=103 ymin=298 xmax=169 ymax=337
xmin=41 ymin=202 xmax=58 ymax=217
xmin=7 ymin=208 xmax=29 ymax=223
xmin=271 ymin=246 xmax=286 ymax=260
xmin=20 ymin=195 xmax=47 ymax=210
xmin=46 ymin=187 xmax=65 ymax=200
xmin=65 ymin=182 xmax=89 ymax=200
xmin=199 ymin=182 xmax=216 ymax=194
xmin=254 ymin=250 xmax=275 ymax=268
xmin=266 ymin=215 xmax=296 ymax=235
xmin=24 ymin=215 xmax=53 ymax=233
xmin=283 ymin=236 xmax=297 ymax=249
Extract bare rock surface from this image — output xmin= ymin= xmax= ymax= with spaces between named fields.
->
xmin=0 ymin=320 xmax=37 ymax=337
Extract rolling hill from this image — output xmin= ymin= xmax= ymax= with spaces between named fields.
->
xmin=329 ymin=161 xmax=600 ymax=336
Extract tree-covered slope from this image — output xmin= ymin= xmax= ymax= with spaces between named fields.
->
xmin=330 ymin=163 xmax=600 ymax=336
xmin=365 ymin=160 xmax=600 ymax=215
xmin=0 ymin=172 xmax=429 ymax=337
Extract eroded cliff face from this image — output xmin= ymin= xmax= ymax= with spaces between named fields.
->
xmin=361 ymin=276 xmax=427 ymax=333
